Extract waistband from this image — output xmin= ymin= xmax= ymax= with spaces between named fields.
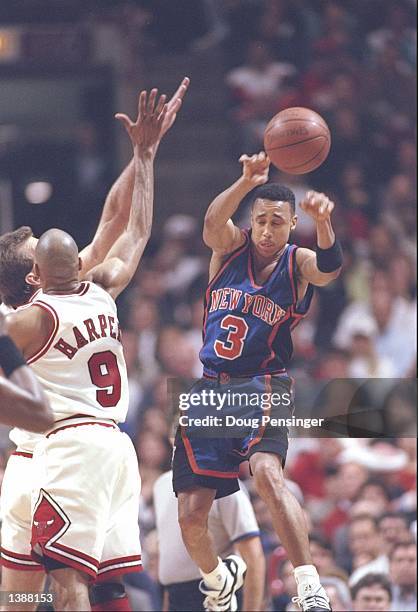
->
xmin=202 ymin=367 xmax=288 ymax=383
xmin=45 ymin=415 xmax=119 ymax=438
xmin=12 ymin=451 xmax=33 ymax=459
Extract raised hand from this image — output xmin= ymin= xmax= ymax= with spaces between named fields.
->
xmin=300 ymin=191 xmax=335 ymax=222
xmin=161 ymin=76 xmax=190 ymax=138
xmin=239 ymin=152 xmax=270 ymax=187
xmin=115 ymin=89 xmax=168 ymax=154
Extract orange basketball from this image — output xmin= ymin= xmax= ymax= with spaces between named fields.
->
xmin=264 ymin=107 xmax=331 ymax=174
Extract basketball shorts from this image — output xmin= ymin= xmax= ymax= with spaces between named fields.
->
xmin=30 ymin=419 xmax=142 ymax=581
xmin=1 ymin=451 xmax=44 ymax=571
xmin=172 ymin=374 xmax=293 ymax=499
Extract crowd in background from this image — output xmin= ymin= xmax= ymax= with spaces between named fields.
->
xmin=0 ymin=1 xmax=416 ymax=610
xmin=116 ymin=1 xmax=417 ymax=610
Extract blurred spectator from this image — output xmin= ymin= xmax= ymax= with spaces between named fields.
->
xmin=321 ymin=576 xmax=352 ymax=611
xmin=389 ymin=539 xmax=417 ymax=611
xmin=226 ymin=39 xmax=297 ymax=151
xmin=348 ymin=515 xmax=387 ymax=584
xmin=351 ymin=573 xmax=393 ymax=612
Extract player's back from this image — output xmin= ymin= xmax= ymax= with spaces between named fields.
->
xmin=23 ymin=281 xmax=128 ymax=423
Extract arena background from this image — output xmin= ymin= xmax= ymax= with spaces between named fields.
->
xmin=0 ymin=1 xmax=416 ymax=610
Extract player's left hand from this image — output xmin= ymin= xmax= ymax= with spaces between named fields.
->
xmin=115 ymin=89 xmax=168 ymax=154
xmin=300 ymin=191 xmax=335 ymax=222
xmin=160 ymin=76 xmax=190 ymax=138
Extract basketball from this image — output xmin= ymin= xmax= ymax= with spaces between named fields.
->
xmin=264 ymin=107 xmax=331 ymax=175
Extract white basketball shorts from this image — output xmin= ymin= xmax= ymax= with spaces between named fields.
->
xmin=1 ymin=451 xmax=44 ymax=572
xmin=30 ymin=418 xmax=142 ymax=581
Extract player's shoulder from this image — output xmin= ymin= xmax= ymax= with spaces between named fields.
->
xmin=295 ymin=246 xmax=315 ymax=267
xmin=5 ymin=300 xmax=52 ymax=341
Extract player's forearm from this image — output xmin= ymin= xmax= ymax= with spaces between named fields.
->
xmin=128 ymin=148 xmax=154 ymax=240
xmin=204 ymin=176 xmax=253 ymax=230
xmin=80 ymin=160 xmax=135 ymax=274
xmin=316 ymin=218 xmax=335 ymax=249
xmin=1 ymin=367 xmax=53 ymax=432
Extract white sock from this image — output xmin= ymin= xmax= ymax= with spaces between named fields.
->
xmin=294 ymin=564 xmax=321 ymax=597
xmin=200 ymin=557 xmax=229 ymax=589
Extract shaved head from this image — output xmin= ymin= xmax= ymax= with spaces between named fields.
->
xmin=35 ymin=229 xmax=80 ymax=287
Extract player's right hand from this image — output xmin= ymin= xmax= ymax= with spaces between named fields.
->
xmin=115 ymin=89 xmax=168 ymax=154
xmin=239 ymin=152 xmax=270 ymax=187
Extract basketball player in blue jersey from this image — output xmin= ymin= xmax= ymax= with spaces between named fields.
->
xmin=172 ymin=152 xmax=342 ymax=612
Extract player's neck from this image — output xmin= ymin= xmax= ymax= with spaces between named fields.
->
xmin=42 ymin=278 xmax=82 ymax=295
xmin=252 ymin=243 xmax=287 ymax=269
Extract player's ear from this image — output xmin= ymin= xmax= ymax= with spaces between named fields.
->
xmin=25 ymin=265 xmax=40 ymax=287
xmin=290 ymin=214 xmax=298 ymax=231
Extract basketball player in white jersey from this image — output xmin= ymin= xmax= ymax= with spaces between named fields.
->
xmin=0 ymin=311 xmax=53 ymax=431
xmin=0 ymin=80 xmax=188 ymax=612
xmin=3 ymin=89 xmax=168 ymax=611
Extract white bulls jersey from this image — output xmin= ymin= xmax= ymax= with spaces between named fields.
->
xmin=19 ymin=281 xmax=129 ymax=423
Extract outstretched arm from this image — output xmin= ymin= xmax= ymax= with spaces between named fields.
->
xmin=79 ymin=77 xmax=190 ymax=274
xmin=0 ymin=312 xmax=53 ymax=432
xmin=87 ymin=89 xmax=167 ymax=299
xmin=296 ymin=191 xmax=343 ymax=287
xmin=203 ymin=152 xmax=270 ymax=255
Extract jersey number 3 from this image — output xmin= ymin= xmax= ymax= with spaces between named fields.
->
xmin=214 ymin=315 xmax=249 ymax=360
xmin=88 ymin=350 xmax=121 ymax=407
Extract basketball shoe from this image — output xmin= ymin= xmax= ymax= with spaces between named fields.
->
xmin=199 ymin=555 xmax=247 ymax=611
xmin=292 ymin=584 xmax=332 ymax=611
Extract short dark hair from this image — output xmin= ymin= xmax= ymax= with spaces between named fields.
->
xmin=250 ymin=183 xmax=296 ymax=213
xmin=389 ymin=538 xmax=416 ymax=560
xmin=349 ymin=514 xmax=378 ymax=530
xmin=377 ymin=511 xmax=409 ymax=528
xmin=309 ymin=533 xmax=333 ymax=553
xmin=358 ymin=478 xmax=390 ymax=501
xmin=0 ymin=226 xmax=34 ymax=307
xmin=350 ymin=573 xmax=392 ymax=601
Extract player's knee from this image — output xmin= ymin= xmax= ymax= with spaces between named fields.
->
xmin=253 ymin=458 xmax=285 ymax=498
xmin=50 ymin=567 xmax=88 ymax=590
xmin=178 ymin=504 xmax=208 ymax=539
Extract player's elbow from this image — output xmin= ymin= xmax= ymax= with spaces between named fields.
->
xmin=314 ymin=267 xmax=341 ymax=286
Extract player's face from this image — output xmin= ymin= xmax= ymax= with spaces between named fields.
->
xmin=251 ymin=199 xmax=296 ymax=257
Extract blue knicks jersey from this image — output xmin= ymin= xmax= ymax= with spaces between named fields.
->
xmin=200 ymin=230 xmax=314 ymax=376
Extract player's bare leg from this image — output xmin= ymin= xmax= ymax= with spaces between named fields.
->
xmin=250 ymin=452 xmax=331 ymax=611
xmin=50 ymin=568 xmax=90 ymax=611
xmin=178 ymin=488 xmax=217 ymax=573
xmin=0 ymin=568 xmax=45 ymax=612
xmin=250 ymin=452 xmax=312 ymax=566
xmin=178 ymin=489 xmax=247 ymax=611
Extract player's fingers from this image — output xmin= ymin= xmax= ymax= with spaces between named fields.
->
xmin=158 ymin=103 xmax=169 ymax=124
xmin=169 ymin=98 xmax=183 ymax=116
xmin=115 ymin=113 xmax=132 ymax=128
xmin=168 ymin=77 xmax=190 ymax=109
xmin=138 ymin=90 xmax=147 ymax=120
xmin=239 ymin=154 xmax=250 ymax=163
xmin=147 ymin=88 xmax=158 ymax=114
xmin=155 ymin=94 xmax=167 ymax=117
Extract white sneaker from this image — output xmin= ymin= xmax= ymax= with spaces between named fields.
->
xmin=292 ymin=584 xmax=332 ymax=611
xmin=199 ymin=555 xmax=247 ymax=611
